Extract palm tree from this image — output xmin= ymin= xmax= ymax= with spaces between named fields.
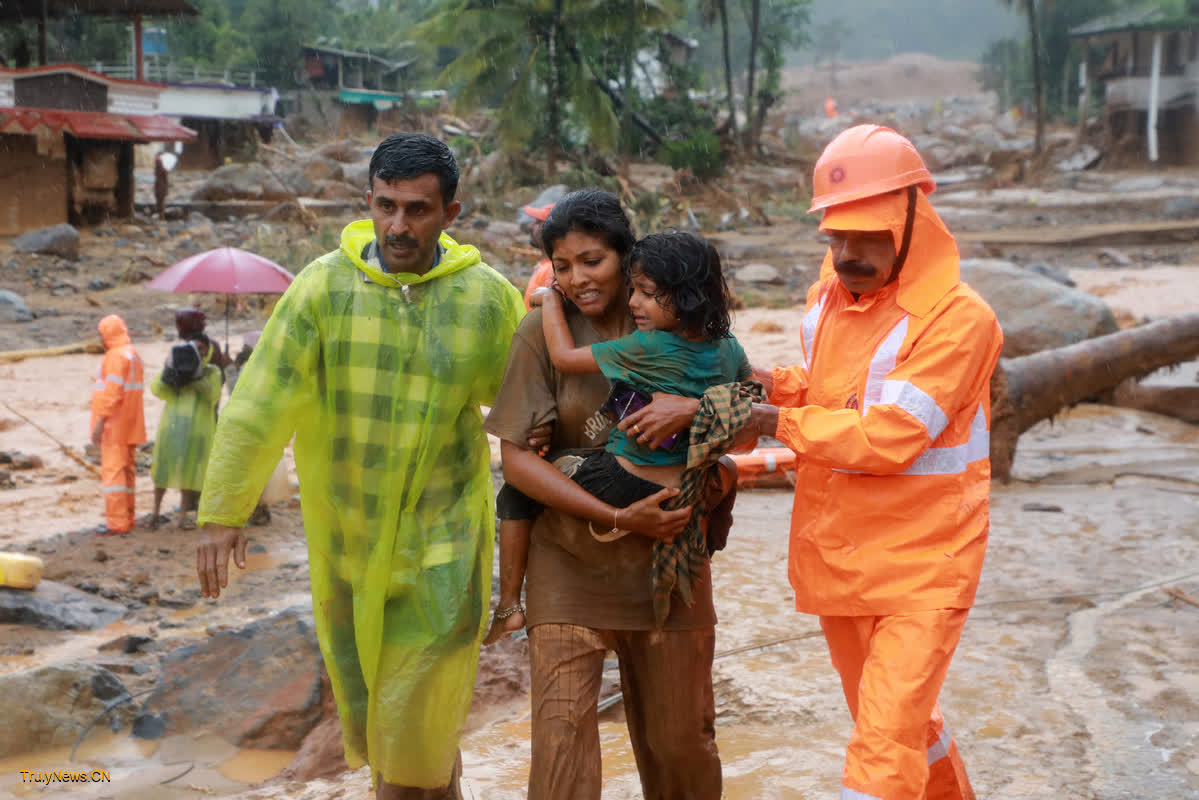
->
xmin=419 ymin=0 xmax=675 ymax=174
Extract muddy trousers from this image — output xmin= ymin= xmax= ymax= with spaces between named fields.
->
xmin=101 ymin=444 xmax=137 ymax=533
xmin=820 ymin=610 xmax=974 ymax=800
xmin=528 ymin=623 xmax=721 ymax=800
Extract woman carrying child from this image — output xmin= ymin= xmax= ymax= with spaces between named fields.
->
xmin=484 ymin=189 xmax=752 ymax=800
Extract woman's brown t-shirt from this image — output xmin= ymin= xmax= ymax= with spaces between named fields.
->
xmin=485 ymin=306 xmax=716 ymax=631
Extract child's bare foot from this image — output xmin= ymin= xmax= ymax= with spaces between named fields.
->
xmin=483 ymin=602 xmax=526 ymax=646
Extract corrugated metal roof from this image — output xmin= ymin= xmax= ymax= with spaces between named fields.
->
xmin=0 ymin=107 xmax=195 ymax=141
xmin=1070 ymin=4 xmax=1199 ymax=37
xmin=0 ymin=64 xmax=166 ymax=90
xmin=0 ymin=0 xmax=196 ymax=20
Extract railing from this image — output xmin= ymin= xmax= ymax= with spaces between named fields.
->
xmin=92 ymin=62 xmax=261 ymax=88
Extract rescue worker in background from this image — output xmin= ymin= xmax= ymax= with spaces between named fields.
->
xmin=521 ymin=202 xmax=555 ymax=309
xmin=739 ymin=125 xmax=1003 ymax=799
xmin=194 ymin=132 xmax=525 ymax=800
xmin=90 ymin=315 xmax=146 ymax=536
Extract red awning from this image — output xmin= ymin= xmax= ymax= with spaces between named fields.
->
xmin=0 ymin=107 xmax=195 ymax=142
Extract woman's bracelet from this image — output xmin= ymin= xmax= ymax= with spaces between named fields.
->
xmin=589 ymin=507 xmax=629 ymax=542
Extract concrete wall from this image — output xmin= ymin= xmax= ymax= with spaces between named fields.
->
xmin=0 ymin=133 xmax=67 ymax=236
xmin=158 ymin=85 xmax=275 ymax=120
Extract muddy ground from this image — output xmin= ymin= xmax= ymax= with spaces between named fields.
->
xmin=2 ymin=64 xmax=1199 ymax=797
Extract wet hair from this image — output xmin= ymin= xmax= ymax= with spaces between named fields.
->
xmin=540 ymin=189 xmax=636 ymax=261
xmin=627 ymin=231 xmax=732 ymax=340
xmin=368 ymin=132 xmax=459 ymax=205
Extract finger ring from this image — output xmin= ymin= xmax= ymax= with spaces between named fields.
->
xmin=633 ymin=424 xmax=642 ymax=435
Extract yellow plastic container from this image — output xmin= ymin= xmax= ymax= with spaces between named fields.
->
xmin=0 ymin=552 xmax=44 ymax=590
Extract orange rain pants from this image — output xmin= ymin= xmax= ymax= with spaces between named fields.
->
xmin=101 ymin=444 xmax=137 ymax=533
xmin=821 ymin=610 xmax=974 ymax=800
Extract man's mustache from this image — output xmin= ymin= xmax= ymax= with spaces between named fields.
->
xmin=834 ymin=260 xmax=876 ymax=278
xmin=384 ymin=234 xmax=419 ymax=249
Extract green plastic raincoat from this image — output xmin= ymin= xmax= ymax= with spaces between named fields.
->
xmin=197 ymin=221 xmax=525 ymax=787
xmin=150 ymin=361 xmax=221 ymax=491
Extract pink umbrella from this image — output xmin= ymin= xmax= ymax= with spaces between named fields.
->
xmin=147 ymin=247 xmax=295 ymax=351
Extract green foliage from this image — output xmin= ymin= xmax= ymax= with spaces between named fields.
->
xmin=658 ymin=128 xmax=725 ymax=178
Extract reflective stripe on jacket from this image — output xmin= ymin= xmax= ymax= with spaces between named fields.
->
xmin=772 ymin=192 xmax=1003 ymax=615
xmin=91 ymin=315 xmax=146 ymax=445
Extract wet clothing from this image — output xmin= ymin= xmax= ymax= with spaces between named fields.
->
xmin=197 ymin=220 xmax=525 ymax=787
xmin=485 ymin=306 xmax=716 ymax=632
xmin=486 ymin=304 xmax=721 ymax=799
xmin=496 ymin=450 xmax=663 ymax=521
xmin=771 ymin=188 xmax=1001 ymax=800
xmin=150 ymin=362 xmax=222 ymax=492
xmin=651 ymin=381 xmax=763 ymax=625
xmin=528 ymin=623 xmax=720 ymax=800
xmin=821 ymin=611 xmax=974 ymax=800
xmin=592 ymin=330 xmax=750 ymax=467
xmin=91 ymin=315 xmax=145 ymax=533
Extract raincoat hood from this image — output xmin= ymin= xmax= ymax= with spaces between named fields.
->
xmin=339 ymin=219 xmax=481 ymax=287
xmin=98 ymin=314 xmax=131 ymax=350
xmin=817 ymin=187 xmax=959 ymax=318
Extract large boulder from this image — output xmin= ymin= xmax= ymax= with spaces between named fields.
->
xmin=0 ymin=289 xmax=32 ymax=322
xmin=280 ymin=157 xmax=346 ymax=197
xmin=0 ymin=580 xmax=125 ymax=630
xmin=12 ymin=223 xmax=80 ymax=260
xmin=960 ymin=258 xmax=1119 ymax=357
xmin=0 ymin=662 xmax=134 ymax=756
xmin=142 ymin=607 xmax=324 ymax=749
xmin=517 ymin=185 xmax=569 ymax=226
xmin=194 ymin=164 xmax=290 ymax=202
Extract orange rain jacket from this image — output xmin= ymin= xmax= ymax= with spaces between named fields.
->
xmin=771 ymin=189 xmax=1003 ymax=616
xmin=91 ymin=315 xmax=146 ymax=445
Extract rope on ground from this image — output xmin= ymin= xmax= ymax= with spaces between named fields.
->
xmin=2 ymin=400 xmax=102 ymax=478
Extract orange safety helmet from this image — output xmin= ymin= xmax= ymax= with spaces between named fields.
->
xmin=808 ymin=124 xmax=936 ymax=213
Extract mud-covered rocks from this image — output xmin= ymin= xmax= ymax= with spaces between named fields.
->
xmin=960 ymin=258 xmax=1119 ymax=357
xmin=194 ymin=164 xmax=290 ymax=202
xmin=0 ymin=289 xmax=32 ymax=322
xmin=0 ymin=580 xmax=126 ymax=630
xmin=0 ymin=662 xmax=135 ymax=756
xmin=13 ymin=223 xmax=80 ymax=260
xmin=142 ymin=607 xmax=324 ymax=749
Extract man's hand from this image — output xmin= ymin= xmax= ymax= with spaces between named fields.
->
xmin=617 ymin=488 xmax=692 ymax=542
xmin=750 ymin=365 xmax=775 ymax=397
xmin=197 ymin=523 xmax=248 ymax=599
xmin=90 ymin=419 xmax=105 ymax=448
xmin=618 ymin=393 xmax=699 ymax=451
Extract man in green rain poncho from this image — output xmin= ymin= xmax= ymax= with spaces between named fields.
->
xmin=195 ymin=133 xmax=525 ymax=799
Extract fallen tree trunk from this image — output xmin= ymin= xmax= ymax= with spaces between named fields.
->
xmin=0 ymin=340 xmax=104 ymax=364
xmin=991 ymin=312 xmax=1199 ymax=481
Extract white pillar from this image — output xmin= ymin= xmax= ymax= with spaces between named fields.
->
xmin=1148 ymin=32 xmax=1162 ymax=162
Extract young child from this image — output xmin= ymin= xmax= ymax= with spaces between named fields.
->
xmin=484 ymin=230 xmax=750 ymax=644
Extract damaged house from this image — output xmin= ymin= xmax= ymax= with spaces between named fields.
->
xmin=0 ymin=64 xmax=194 ymax=235
xmin=1071 ymin=2 xmax=1199 ymax=164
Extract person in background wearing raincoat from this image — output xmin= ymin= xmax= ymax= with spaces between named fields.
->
xmin=733 ymin=125 xmax=1004 ymax=799
xmin=194 ymin=132 xmax=525 ymax=800
xmin=90 ymin=314 xmax=146 ymax=536
xmin=148 ymin=325 xmax=222 ymax=530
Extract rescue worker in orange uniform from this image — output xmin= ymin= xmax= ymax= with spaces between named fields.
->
xmin=741 ymin=125 xmax=1003 ymax=799
xmin=90 ymin=314 xmax=146 ymax=536
xmin=521 ymin=202 xmax=555 ymax=309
